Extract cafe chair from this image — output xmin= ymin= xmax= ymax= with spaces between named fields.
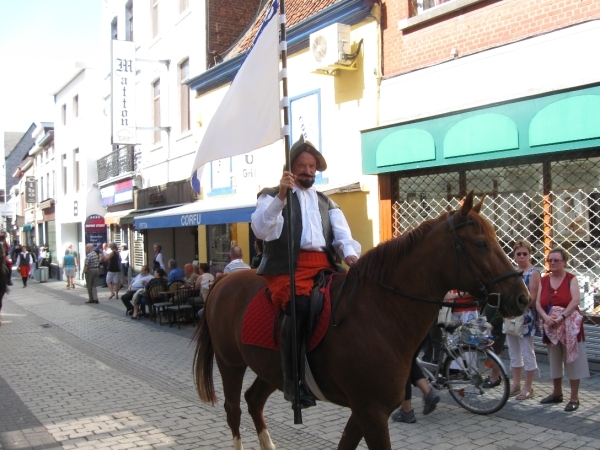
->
xmin=167 ymin=286 xmax=195 ymax=329
xmin=167 ymin=280 xmax=184 ymax=291
xmin=146 ymin=284 xmax=166 ymax=322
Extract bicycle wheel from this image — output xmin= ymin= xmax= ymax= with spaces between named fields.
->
xmin=442 ymin=345 xmax=509 ymax=414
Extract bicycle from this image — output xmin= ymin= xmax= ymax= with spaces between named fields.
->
xmin=416 ymin=321 xmax=510 ymax=415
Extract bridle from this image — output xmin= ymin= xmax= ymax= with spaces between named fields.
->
xmin=446 ymin=213 xmax=522 ymax=310
xmin=331 ymin=212 xmax=523 ymax=326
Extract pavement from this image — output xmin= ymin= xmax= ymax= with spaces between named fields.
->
xmin=1 ymin=278 xmax=600 ymax=450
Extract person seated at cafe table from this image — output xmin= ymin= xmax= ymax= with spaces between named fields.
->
xmin=183 ymin=263 xmax=199 ymax=289
xmin=121 ymin=265 xmax=153 ymax=316
xmin=131 ymin=268 xmax=168 ymax=319
xmin=167 ymin=259 xmax=184 ymax=283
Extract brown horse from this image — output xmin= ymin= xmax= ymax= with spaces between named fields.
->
xmin=193 ymin=191 xmax=529 ymax=450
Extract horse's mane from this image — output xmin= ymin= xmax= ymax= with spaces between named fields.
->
xmin=355 ymin=209 xmax=491 ymax=284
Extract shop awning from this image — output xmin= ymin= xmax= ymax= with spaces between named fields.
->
xmin=133 ymin=198 xmax=256 ymax=230
xmin=120 ymin=204 xmax=184 ymax=226
xmin=104 ymin=209 xmax=135 ymax=225
xmin=22 ymin=223 xmax=35 ymax=231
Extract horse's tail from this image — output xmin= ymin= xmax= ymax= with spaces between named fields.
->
xmin=192 ymin=304 xmax=217 ymax=405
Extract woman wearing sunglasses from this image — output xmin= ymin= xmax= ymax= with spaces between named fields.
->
xmin=536 ymin=247 xmax=589 ymax=412
xmin=506 ymin=240 xmax=541 ymax=400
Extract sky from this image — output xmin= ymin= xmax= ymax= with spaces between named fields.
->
xmin=0 ymin=0 xmax=103 ymax=134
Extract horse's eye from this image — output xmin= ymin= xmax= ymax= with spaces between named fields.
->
xmin=475 ymin=241 xmax=488 ymax=250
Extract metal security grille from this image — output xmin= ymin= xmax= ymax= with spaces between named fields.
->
xmin=392 ymin=151 xmax=600 ymax=326
xmin=112 ymin=226 xmax=122 ymax=247
xmin=132 ymin=231 xmax=145 ymax=269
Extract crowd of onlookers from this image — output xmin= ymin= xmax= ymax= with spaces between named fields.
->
xmin=393 ymin=240 xmax=590 ymax=424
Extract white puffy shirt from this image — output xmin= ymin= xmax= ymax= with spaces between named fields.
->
xmin=251 ymin=185 xmax=361 ymax=260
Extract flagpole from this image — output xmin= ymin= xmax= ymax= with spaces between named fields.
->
xmin=279 ymin=0 xmax=302 ymax=424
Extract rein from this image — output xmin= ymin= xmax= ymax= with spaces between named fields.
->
xmin=330 ymin=212 xmax=523 ymax=325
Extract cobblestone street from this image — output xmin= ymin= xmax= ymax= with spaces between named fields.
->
xmin=1 ymin=279 xmax=600 ymax=450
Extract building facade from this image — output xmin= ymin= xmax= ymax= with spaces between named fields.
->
xmin=53 ymin=69 xmax=108 ymax=279
xmin=137 ymin=0 xmax=383 ymax=272
xmin=361 ymin=0 xmax=600 ymax=358
xmin=103 ymin=0 xmax=263 ymax=272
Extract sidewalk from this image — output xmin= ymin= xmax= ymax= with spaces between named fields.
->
xmin=1 ymin=278 xmax=600 ymax=449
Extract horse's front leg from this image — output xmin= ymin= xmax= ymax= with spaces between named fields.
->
xmin=344 ymin=406 xmax=392 ymax=450
xmin=244 ymin=377 xmax=277 ymax=450
xmin=215 ymin=357 xmax=248 ymax=450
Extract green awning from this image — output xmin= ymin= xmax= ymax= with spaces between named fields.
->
xmin=361 ymin=85 xmax=600 ymax=175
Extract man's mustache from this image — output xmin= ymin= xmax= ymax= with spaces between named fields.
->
xmin=297 ymin=173 xmax=314 ymax=179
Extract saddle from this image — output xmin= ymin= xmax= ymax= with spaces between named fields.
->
xmin=241 ymin=270 xmax=335 ymax=351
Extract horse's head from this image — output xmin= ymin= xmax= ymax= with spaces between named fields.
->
xmin=445 ymin=191 xmax=529 ymax=318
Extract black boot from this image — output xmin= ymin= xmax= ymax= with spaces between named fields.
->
xmin=281 ymin=313 xmax=316 ymax=408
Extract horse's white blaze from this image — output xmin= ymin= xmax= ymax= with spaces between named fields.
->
xmin=258 ymin=429 xmax=275 ymax=450
xmin=233 ymin=436 xmax=244 ymax=450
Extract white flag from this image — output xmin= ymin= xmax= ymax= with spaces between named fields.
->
xmin=191 ymin=0 xmax=281 ymax=193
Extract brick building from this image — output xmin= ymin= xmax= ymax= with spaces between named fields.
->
xmin=361 ymin=0 xmax=600 ymax=358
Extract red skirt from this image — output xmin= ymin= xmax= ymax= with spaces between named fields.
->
xmin=263 ymin=251 xmax=332 ymax=310
xmin=20 ymin=265 xmax=30 ymax=278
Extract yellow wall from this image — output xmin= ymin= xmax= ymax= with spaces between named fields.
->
xmin=191 ymin=12 xmax=384 ymax=252
xmin=330 ymin=191 xmax=375 ymax=254
xmin=198 ymin=225 xmax=207 ymax=263
xmin=235 ymin=222 xmax=251 ymax=265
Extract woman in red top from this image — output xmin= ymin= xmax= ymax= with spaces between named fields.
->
xmin=536 ymin=247 xmax=589 ymax=412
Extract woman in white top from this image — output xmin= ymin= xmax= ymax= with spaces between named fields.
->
xmin=198 ymin=263 xmax=214 ymax=302
xmin=120 ymin=244 xmax=130 ymax=287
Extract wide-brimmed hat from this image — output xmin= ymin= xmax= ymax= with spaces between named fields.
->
xmin=290 ymin=135 xmax=327 ymax=171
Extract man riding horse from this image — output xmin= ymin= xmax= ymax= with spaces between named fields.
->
xmin=251 ymin=135 xmax=361 ymax=408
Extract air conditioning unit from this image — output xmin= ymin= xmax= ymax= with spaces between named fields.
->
xmin=309 ymin=23 xmax=352 ymax=71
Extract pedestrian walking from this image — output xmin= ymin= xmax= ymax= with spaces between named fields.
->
xmin=82 ymin=243 xmax=100 ymax=304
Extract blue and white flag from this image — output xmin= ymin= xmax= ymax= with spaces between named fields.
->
xmin=191 ymin=0 xmax=281 ymax=194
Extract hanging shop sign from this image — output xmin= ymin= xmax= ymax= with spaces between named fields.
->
xmin=111 ymin=40 xmax=137 ymax=145
xmin=84 ymin=214 xmax=107 ymax=249
xmin=101 ymin=179 xmax=134 ymax=206
xmin=25 ymin=176 xmax=36 ymax=204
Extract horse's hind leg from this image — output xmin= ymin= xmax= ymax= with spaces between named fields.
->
xmin=244 ymin=378 xmax=277 ymax=450
xmin=338 ymin=413 xmax=363 ymax=450
xmin=342 ymin=407 xmax=392 ymax=450
xmin=218 ymin=361 xmax=248 ymax=450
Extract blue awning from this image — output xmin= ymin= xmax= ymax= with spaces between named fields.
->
xmin=134 ymin=199 xmax=256 ymax=230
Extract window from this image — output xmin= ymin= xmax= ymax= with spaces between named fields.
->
xmin=179 ymin=0 xmax=189 ymax=13
xmin=111 ymin=17 xmax=118 ymax=39
xmin=49 ymin=171 xmax=54 ymax=199
xmin=153 ymin=79 xmax=161 ymax=144
xmin=126 ymin=1 xmax=134 ymax=41
xmin=73 ymin=95 xmax=79 ymax=118
xmin=39 ymin=176 xmax=44 ymax=202
xmin=62 ymin=154 xmax=68 ymax=195
xmin=73 ymin=149 xmax=80 ymax=193
xmin=151 ymin=0 xmax=159 ymax=38
xmin=61 ymin=104 xmax=66 ymax=125
xmin=179 ymin=59 xmax=190 ymax=132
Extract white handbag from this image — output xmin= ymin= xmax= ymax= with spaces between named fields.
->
xmin=503 ymin=315 xmax=524 ymax=337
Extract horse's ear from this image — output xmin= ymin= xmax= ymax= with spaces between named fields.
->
xmin=472 ymin=194 xmax=486 ymax=214
xmin=459 ymin=191 xmax=475 ymax=218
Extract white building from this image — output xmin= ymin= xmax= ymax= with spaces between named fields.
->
xmin=53 ymin=69 xmax=108 ymax=274
xmin=102 ymin=0 xmax=209 ymax=270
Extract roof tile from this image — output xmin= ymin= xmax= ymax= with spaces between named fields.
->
xmin=224 ymin=0 xmax=339 ymax=60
